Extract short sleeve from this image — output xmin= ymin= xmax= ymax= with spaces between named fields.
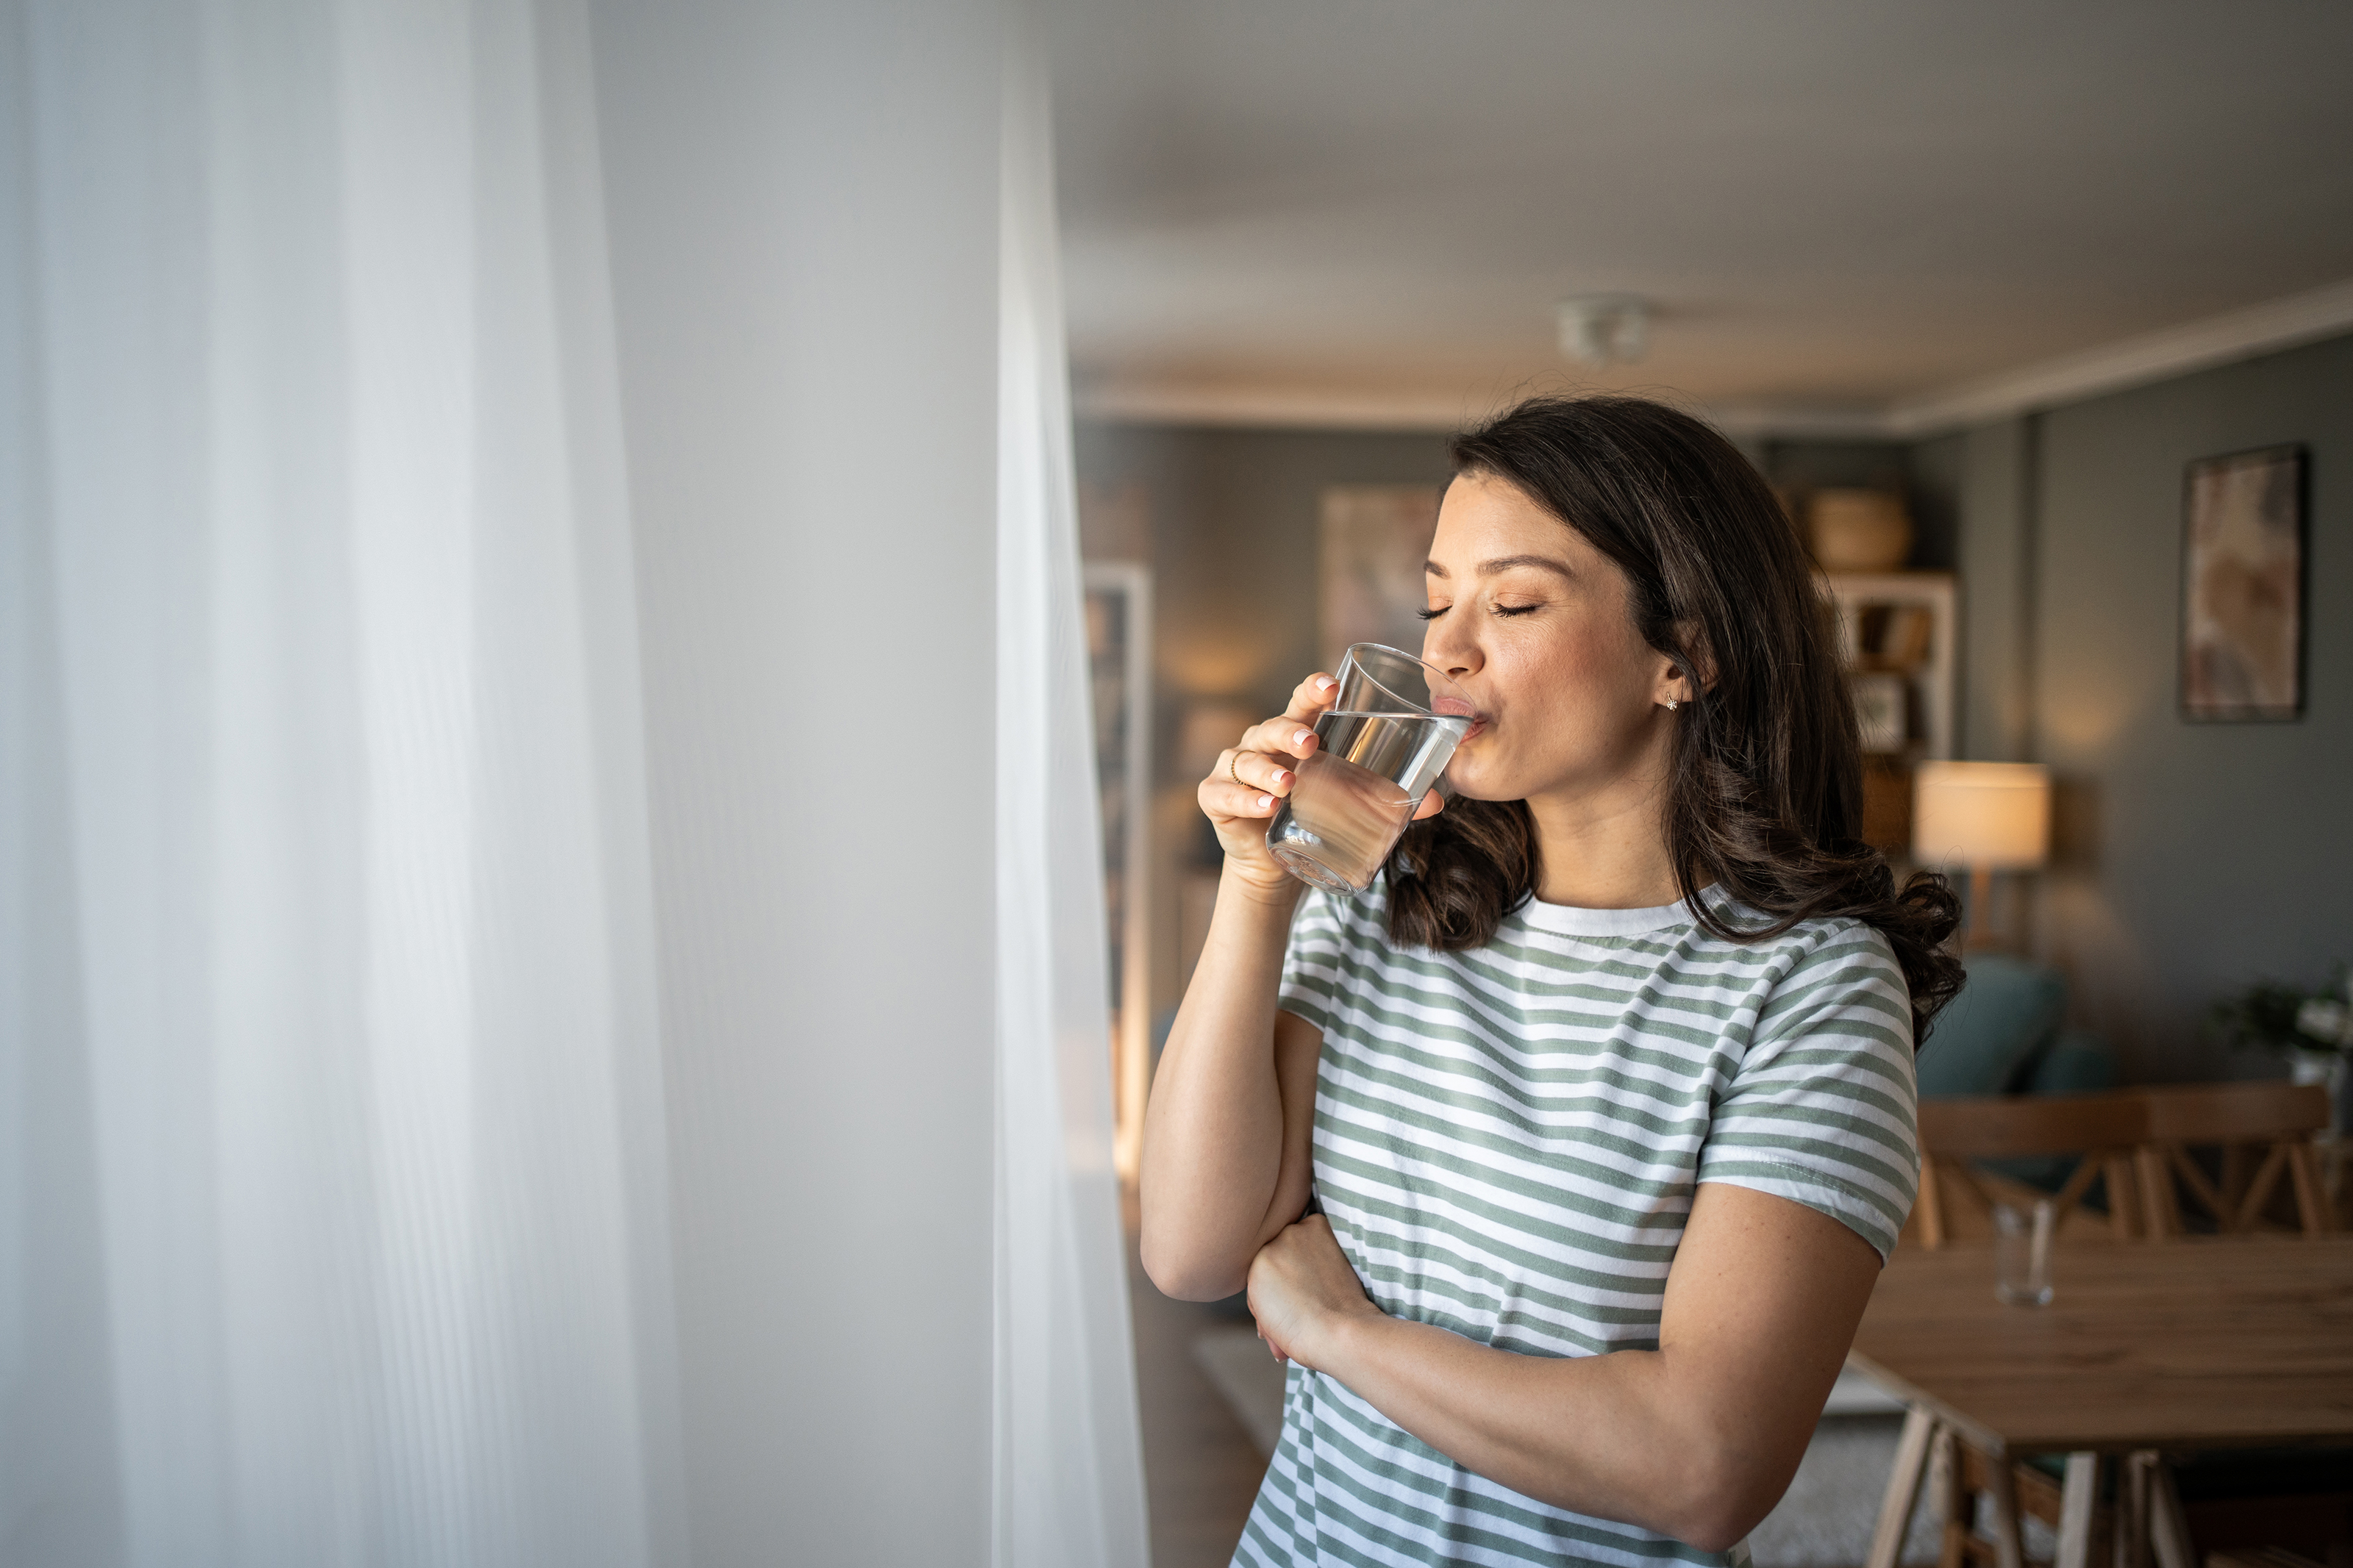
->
xmin=1277 ymin=887 xmax=1349 ymax=1033
xmin=1697 ymin=923 xmax=1920 ymax=1259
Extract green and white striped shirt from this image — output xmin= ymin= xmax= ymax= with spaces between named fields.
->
xmin=1236 ymin=879 xmax=1918 ymax=1568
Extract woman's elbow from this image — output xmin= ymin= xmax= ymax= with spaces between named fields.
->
xmin=1665 ymin=1453 xmax=1790 ymax=1556
xmin=1638 ymin=1439 xmax=1797 ymax=1561
xmin=1137 ymin=1230 xmax=1246 ymax=1303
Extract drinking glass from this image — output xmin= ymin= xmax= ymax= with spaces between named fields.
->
xmin=1993 ymin=1199 xmax=2055 ymax=1306
xmin=1264 ymin=643 xmax=1476 ymax=895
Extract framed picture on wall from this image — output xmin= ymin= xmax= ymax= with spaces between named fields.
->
xmin=1320 ymin=485 xmax=1441 ymax=673
xmin=2181 ymin=444 xmax=2306 ymax=722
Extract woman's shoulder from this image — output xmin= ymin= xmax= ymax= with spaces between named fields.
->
xmin=1693 ymin=900 xmax=1898 ymax=967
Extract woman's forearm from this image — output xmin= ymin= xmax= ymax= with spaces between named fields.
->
xmin=1307 ymin=1315 xmax=1754 ymax=1549
xmin=1248 ymin=1187 xmax=1880 ymax=1552
xmin=1136 ymin=863 xmax=1308 ymax=1300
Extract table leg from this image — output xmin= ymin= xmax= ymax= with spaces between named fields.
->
xmin=2142 ymin=1456 xmax=2193 ymax=1568
xmin=2115 ymin=1453 xmax=2149 ymax=1568
xmin=1930 ymin=1425 xmax=1965 ymax=1568
xmin=1979 ymin=1448 xmax=2025 ymax=1568
xmin=1868 ymin=1407 xmax=1938 ymax=1568
xmin=2056 ymin=1452 xmax=2101 ymax=1568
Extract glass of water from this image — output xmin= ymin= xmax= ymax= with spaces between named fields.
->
xmin=1993 ymin=1199 xmax=2055 ymax=1306
xmin=1265 ymin=643 xmax=1477 ymax=895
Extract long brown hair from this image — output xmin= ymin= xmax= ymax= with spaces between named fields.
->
xmin=1385 ymin=394 xmax=1964 ymax=1042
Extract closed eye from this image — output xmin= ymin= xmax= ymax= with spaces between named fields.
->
xmin=1415 ymin=604 xmax=1448 ymax=621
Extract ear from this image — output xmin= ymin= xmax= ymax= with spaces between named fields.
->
xmin=1656 ymin=625 xmax=1716 ymax=706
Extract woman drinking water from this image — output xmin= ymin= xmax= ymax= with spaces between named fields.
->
xmin=1139 ymin=394 xmax=1962 ymax=1567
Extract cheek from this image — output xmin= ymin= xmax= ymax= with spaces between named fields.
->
xmin=1510 ymin=621 xmax=1652 ymax=720
xmin=1446 ymin=623 xmax=1656 ymax=791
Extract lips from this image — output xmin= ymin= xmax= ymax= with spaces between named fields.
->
xmin=1430 ymin=695 xmax=1486 ymax=740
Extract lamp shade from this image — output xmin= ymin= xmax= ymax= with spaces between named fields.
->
xmin=1912 ymin=761 xmax=2050 ymax=870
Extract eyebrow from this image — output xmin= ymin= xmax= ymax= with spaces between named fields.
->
xmin=1424 ymin=554 xmax=1576 ymax=581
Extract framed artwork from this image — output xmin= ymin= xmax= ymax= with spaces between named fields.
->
xmin=2181 ymin=444 xmax=2306 ymax=722
xmin=1320 ymin=484 xmax=1442 ymax=673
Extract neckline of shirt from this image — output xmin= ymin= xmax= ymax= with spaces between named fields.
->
xmin=1510 ymin=885 xmax=1738 ymax=937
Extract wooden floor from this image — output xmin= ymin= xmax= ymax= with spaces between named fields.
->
xmin=1125 ymin=1209 xmax=1270 ymax=1568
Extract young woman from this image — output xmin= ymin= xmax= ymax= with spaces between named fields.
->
xmin=1138 ymin=395 xmax=1962 ymax=1567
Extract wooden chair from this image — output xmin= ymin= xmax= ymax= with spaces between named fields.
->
xmin=2132 ymin=1081 xmax=2334 ymax=1239
xmin=1912 ymin=1091 xmax=2152 ymax=1247
xmin=1877 ymin=1093 xmax=2160 ymax=1568
xmin=1885 ymin=1086 xmax=2343 ymax=1568
xmin=2129 ymin=1086 xmax=2343 ymax=1564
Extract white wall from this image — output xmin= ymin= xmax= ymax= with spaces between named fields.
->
xmin=588 ymin=4 xmax=1002 ymax=1561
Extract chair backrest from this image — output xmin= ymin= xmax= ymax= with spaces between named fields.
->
xmin=1910 ymin=1091 xmax=2151 ymax=1248
xmin=2132 ymin=1081 xmax=2335 ymax=1240
xmin=2139 ymin=1081 xmax=2329 ymax=1141
xmin=1918 ymin=1091 xmax=2148 ymax=1157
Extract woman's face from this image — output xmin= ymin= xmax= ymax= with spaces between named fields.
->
xmin=1421 ymin=473 xmax=1684 ymax=806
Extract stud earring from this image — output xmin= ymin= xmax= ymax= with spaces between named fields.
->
xmin=1665 ymin=698 xmax=1680 ymax=711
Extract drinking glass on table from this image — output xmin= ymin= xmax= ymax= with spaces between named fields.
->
xmin=1993 ymin=1199 xmax=2055 ymax=1306
xmin=1263 ymin=642 xmax=1475 ymax=895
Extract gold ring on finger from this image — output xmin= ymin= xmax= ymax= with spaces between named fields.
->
xmin=1228 ymin=751 xmax=1243 ymax=784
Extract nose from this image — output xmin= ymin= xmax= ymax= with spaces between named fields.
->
xmin=1421 ymin=616 xmax=1482 ymax=683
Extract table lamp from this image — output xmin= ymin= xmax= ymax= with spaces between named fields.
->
xmin=1912 ymin=761 xmax=2051 ymax=950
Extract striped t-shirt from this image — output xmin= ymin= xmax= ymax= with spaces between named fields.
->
xmin=1235 ymin=878 xmax=1919 ymax=1568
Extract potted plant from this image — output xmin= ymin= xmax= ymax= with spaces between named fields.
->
xmin=2207 ymin=965 xmax=2352 ymax=1137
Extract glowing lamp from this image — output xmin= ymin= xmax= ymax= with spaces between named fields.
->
xmin=1913 ymin=762 xmax=2051 ymax=949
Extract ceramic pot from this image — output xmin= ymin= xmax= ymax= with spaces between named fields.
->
xmin=1808 ymin=489 xmax=1913 ymax=571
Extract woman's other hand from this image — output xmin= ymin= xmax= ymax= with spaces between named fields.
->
xmin=1246 ymin=1213 xmax=1382 ymax=1371
xmin=1200 ymin=670 xmax=1446 ymax=898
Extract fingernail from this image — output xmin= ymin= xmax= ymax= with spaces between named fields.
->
xmin=1275 ymin=770 xmax=1293 ymax=787
xmin=1257 ymin=794 xmax=1274 ymax=809
xmin=1316 ymin=676 xmax=1337 ymax=691
xmin=1293 ymin=728 xmax=1313 ymax=746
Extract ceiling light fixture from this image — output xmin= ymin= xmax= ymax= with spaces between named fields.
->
xmin=1556 ymin=293 xmax=1650 ymax=368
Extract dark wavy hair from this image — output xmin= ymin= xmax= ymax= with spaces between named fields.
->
xmin=1385 ymin=394 xmax=1964 ymax=1043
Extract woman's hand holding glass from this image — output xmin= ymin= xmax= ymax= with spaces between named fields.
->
xmin=1199 ymin=670 xmax=1446 ymax=897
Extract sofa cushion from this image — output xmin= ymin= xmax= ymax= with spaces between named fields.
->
xmin=2018 ymin=1028 xmax=2117 ymax=1095
xmin=1915 ymin=953 xmax=2067 ymax=1098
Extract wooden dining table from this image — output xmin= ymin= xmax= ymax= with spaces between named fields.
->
xmin=1846 ymin=1236 xmax=2353 ymax=1568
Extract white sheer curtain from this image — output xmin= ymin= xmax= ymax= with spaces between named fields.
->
xmin=4 ymin=0 xmax=1142 ymax=1561
xmin=0 ymin=3 xmax=679 ymax=1564
xmin=995 ymin=34 xmax=1153 ymax=1568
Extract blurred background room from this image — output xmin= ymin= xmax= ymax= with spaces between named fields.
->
xmin=1048 ymin=5 xmax=2353 ymax=1564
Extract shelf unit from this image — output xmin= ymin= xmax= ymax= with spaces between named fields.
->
xmin=1820 ymin=570 xmax=1957 ymax=856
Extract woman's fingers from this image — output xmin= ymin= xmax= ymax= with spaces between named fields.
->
xmin=1203 ymin=778 xmax=1279 ymax=819
xmin=1242 ymin=715 xmax=1321 ymax=763
xmin=1202 ymin=751 xmax=1283 ymax=820
xmin=1283 ymin=673 xmax=1340 ymax=723
xmin=1411 ymin=789 xmax=1448 ymax=820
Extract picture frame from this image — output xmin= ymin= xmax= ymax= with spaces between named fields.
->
xmin=2181 ymin=444 xmax=2306 ymax=722
xmin=1320 ymin=484 xmax=1442 ymax=672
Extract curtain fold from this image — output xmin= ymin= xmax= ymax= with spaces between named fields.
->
xmin=994 ymin=32 xmax=1154 ymax=1568
xmin=0 ymin=3 xmax=677 ymax=1563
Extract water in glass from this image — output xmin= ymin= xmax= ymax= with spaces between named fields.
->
xmin=1265 ymin=709 xmax=1472 ymax=895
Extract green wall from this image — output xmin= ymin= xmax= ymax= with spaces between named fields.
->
xmin=1960 ymin=332 xmax=2352 ymax=1081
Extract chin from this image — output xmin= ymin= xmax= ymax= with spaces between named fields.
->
xmin=1440 ymin=758 xmax=1520 ymax=804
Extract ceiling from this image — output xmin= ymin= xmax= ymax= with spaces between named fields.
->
xmin=1046 ymin=1 xmax=2353 ymax=434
